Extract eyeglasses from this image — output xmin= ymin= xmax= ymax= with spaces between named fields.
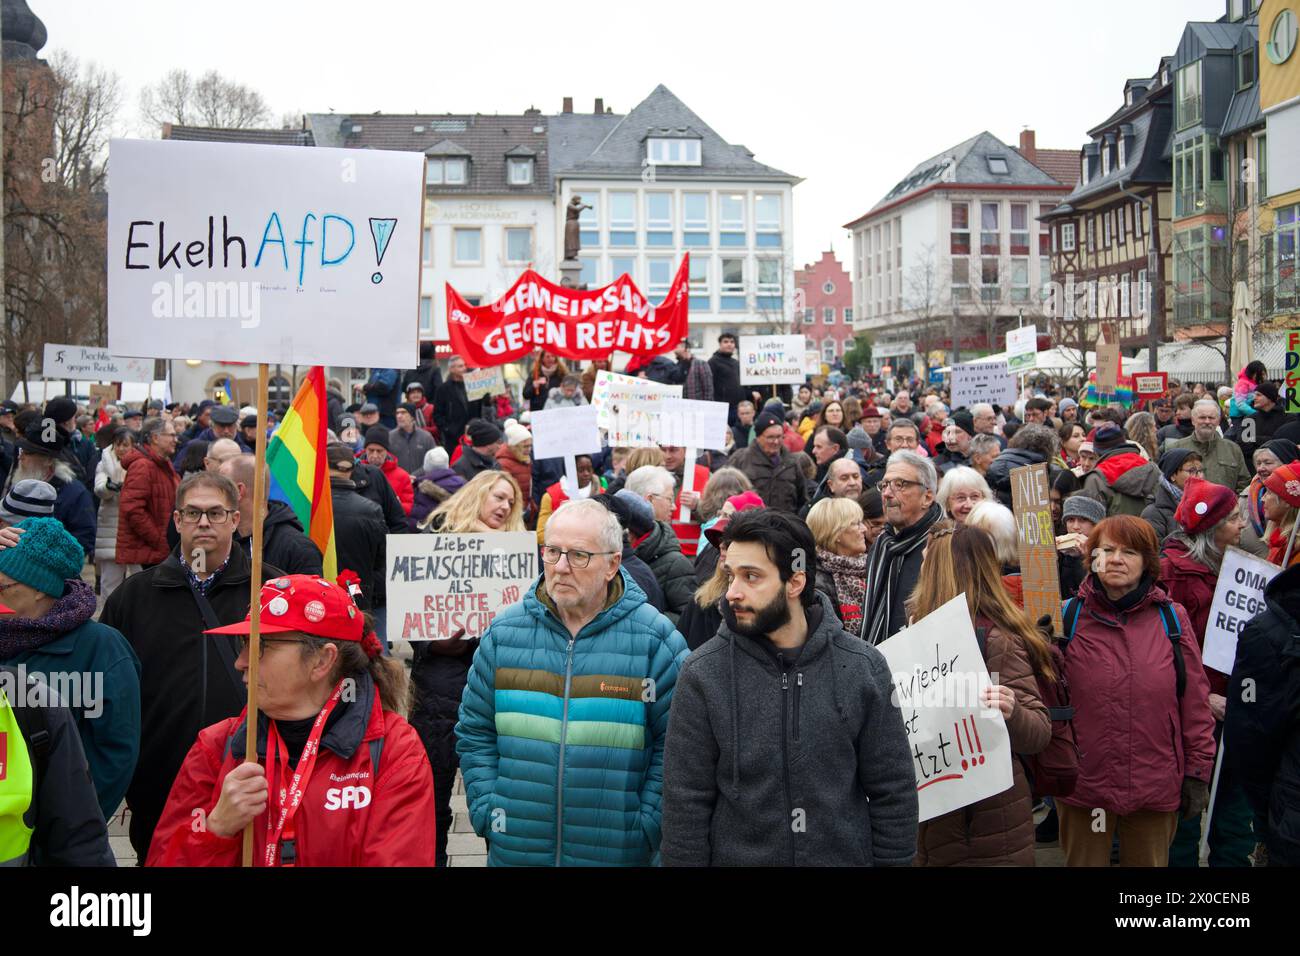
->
xmin=1182 ymin=467 xmax=1205 ymax=476
xmin=238 ymin=636 xmax=311 ymax=659
xmin=878 ymin=478 xmax=923 ymax=493
xmin=176 ymin=507 xmax=235 ymax=525
xmin=541 ymin=546 xmax=616 ymax=570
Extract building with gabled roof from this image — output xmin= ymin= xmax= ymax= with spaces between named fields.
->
xmin=843 ymin=131 xmax=1068 ymax=377
xmin=549 ymin=86 xmax=802 ymax=348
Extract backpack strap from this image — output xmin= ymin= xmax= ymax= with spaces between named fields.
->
xmin=1156 ymin=603 xmax=1187 ymax=699
xmin=9 ymin=690 xmax=52 ymax=799
xmin=1062 ymin=597 xmax=1082 ymax=644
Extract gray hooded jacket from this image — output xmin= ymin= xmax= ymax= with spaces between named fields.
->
xmin=660 ymin=590 xmax=918 ymax=866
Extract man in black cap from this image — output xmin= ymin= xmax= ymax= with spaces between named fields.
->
xmin=729 ymin=404 xmax=807 ymax=514
xmin=708 ymin=332 xmax=744 ymax=425
xmin=43 ymin=396 xmax=97 ymax=495
xmin=238 ymin=414 xmax=259 ymax=453
xmin=11 ymin=418 xmax=96 ymax=556
xmin=453 ymin=420 xmax=503 ymax=482
xmin=932 ymin=409 xmax=975 ymax=475
xmin=123 ymin=407 xmax=144 ymax=437
xmin=362 ymin=426 xmax=414 ymax=516
xmin=356 ymin=402 xmax=382 ymax=432
xmin=174 ymin=403 xmax=239 ymax=469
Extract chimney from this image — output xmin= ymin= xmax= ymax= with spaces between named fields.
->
xmin=594 ymin=98 xmax=604 ymax=114
xmin=1019 ymin=129 xmax=1037 ymax=163
xmin=562 ymin=96 xmax=573 ymax=114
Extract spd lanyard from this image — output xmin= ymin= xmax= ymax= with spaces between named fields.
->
xmin=262 ymin=681 xmax=344 ymax=867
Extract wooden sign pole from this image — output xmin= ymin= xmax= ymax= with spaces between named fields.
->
xmin=241 ymin=362 xmax=270 ymax=867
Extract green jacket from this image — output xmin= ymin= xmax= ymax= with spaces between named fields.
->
xmin=1164 ymin=434 xmax=1249 ymax=493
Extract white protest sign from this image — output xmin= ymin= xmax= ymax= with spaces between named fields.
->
xmin=876 ymin=593 xmax=1013 ymax=822
xmin=107 ymin=137 xmax=424 ymax=367
xmin=530 ymin=405 xmax=601 ymax=496
xmin=462 ymin=365 xmax=505 ymax=400
xmin=42 ymin=344 xmax=154 ymax=383
xmin=386 ymin=532 xmax=537 ymax=642
xmin=739 ymin=335 xmax=807 ymax=385
xmin=589 ymin=369 xmax=680 ymax=447
xmin=805 ymin=350 xmax=822 ymax=376
xmin=1202 ymin=547 xmax=1280 ymax=675
xmin=658 ymin=398 xmax=729 ymax=450
xmin=951 ymin=360 xmax=1018 ymax=409
xmin=1006 ymin=326 xmax=1037 ymax=373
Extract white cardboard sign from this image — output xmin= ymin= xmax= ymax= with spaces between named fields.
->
xmin=590 ymin=369 xmax=681 ymax=447
xmin=42 ymin=344 xmax=154 ymax=383
xmin=529 ymin=405 xmax=601 ymax=460
xmin=739 ymin=335 xmax=807 ymax=385
xmin=462 ymin=365 xmax=506 ymax=400
xmin=658 ymin=398 xmax=729 ymax=450
xmin=876 ymin=593 xmax=1013 ymax=822
xmin=107 ymin=137 xmax=424 ymax=367
xmin=1202 ymin=547 xmax=1280 ymax=675
xmin=951 ymin=360 xmax=1018 ymax=409
xmin=385 ymin=532 xmax=537 ymax=641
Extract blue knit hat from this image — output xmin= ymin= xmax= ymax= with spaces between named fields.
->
xmin=0 ymin=517 xmax=84 ymax=597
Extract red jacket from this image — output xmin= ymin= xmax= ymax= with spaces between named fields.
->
xmin=369 ymin=455 xmax=413 ymax=515
xmin=147 ymin=685 xmax=437 ymax=867
xmin=1060 ymin=575 xmax=1217 ymax=817
xmin=1159 ymin=537 xmax=1228 ymax=696
xmin=495 ymin=445 xmax=532 ymax=508
xmin=924 ymin=418 xmax=945 ymax=456
xmin=672 ymin=463 xmax=711 ymax=559
xmin=116 ymin=445 xmax=180 ymax=565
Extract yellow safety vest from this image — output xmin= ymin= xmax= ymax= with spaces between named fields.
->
xmin=0 ymin=690 xmax=34 ymax=866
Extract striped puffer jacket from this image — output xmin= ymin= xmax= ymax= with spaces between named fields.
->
xmin=456 ymin=569 xmax=689 ymax=866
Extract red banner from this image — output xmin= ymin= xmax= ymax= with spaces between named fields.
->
xmin=446 ymin=254 xmax=690 ymax=366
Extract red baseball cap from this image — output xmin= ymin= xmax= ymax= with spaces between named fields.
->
xmin=0 ymin=603 xmax=13 ymax=614
xmin=205 ymin=574 xmax=364 ymax=642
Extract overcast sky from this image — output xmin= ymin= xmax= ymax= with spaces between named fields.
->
xmin=41 ymin=0 xmax=1226 ymax=267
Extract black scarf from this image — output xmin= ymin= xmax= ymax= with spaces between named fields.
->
xmin=861 ymin=501 xmax=944 ymax=645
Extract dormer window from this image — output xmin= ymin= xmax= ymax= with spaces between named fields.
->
xmin=1081 ymin=155 xmax=1089 ymax=186
xmin=1102 ymin=145 xmax=1111 ymax=177
xmin=647 ymin=137 xmax=701 ymax=166
xmin=507 ymin=157 xmax=534 ymax=185
xmin=987 ymin=155 xmax=1009 ymax=175
xmin=1118 ymin=136 xmax=1126 ymax=168
xmin=426 ymin=158 xmax=468 ymax=185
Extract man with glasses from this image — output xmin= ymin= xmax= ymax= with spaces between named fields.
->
xmin=861 ymin=451 xmax=944 ymax=645
xmin=456 ymin=497 xmax=688 ymax=866
xmin=117 ymin=416 xmax=181 ymax=569
xmin=102 ymin=472 xmax=284 ymax=861
xmin=865 ymin=418 xmax=921 ymax=488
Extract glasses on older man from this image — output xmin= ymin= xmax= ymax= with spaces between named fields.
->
xmin=878 ymin=478 xmax=924 ymax=493
xmin=541 ymin=546 xmax=616 ymax=570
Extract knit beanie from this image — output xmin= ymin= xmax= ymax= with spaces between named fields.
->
xmin=503 ymin=419 xmax=531 ymax=446
xmin=1092 ymin=423 xmax=1126 ymax=452
xmin=0 ymin=517 xmax=84 ymax=597
xmin=1264 ymin=462 xmax=1300 ymax=509
xmin=0 ymin=479 xmax=57 ymax=523
xmin=1061 ymin=494 xmax=1105 ymax=527
xmin=467 ymin=420 xmax=504 ymax=447
xmin=1174 ymin=476 xmax=1238 ymax=535
xmin=1157 ymin=447 xmax=1196 ymax=481
xmin=363 ymin=426 xmax=390 ymax=452
xmin=846 ymin=426 xmax=871 ymax=451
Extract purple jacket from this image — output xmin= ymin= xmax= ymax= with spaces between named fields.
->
xmin=407 ymin=466 xmax=466 ymax=530
xmin=1060 ymin=575 xmax=1216 ymax=817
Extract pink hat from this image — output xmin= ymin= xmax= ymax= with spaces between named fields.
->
xmin=1174 ymin=476 xmax=1238 ymax=536
xmin=727 ymin=491 xmax=765 ymax=513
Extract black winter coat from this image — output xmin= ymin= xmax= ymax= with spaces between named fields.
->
xmin=986 ymin=448 xmax=1049 ymax=508
xmin=633 ymin=521 xmax=696 ymax=625
xmin=99 ymin=547 xmax=282 ymax=857
xmin=621 ymin=542 xmax=667 ymax=614
xmin=730 ymin=443 xmax=808 ymax=514
xmin=708 ymin=350 xmax=743 ymax=417
xmin=328 ymin=478 xmax=387 ymax=609
xmin=1226 ymin=564 xmax=1300 ymax=866
xmin=351 ymin=460 xmax=407 ymax=534
xmin=433 ymin=379 xmax=482 ymax=452
xmin=237 ymin=500 xmax=323 ymax=576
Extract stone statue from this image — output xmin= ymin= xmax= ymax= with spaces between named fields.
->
xmin=564 ymin=195 xmax=591 ymax=261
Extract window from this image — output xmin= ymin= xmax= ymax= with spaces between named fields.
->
xmin=646 ymin=193 xmax=672 ymax=228
xmin=688 ymin=256 xmax=709 ymax=296
xmin=1120 ymin=272 xmax=1132 ymax=317
xmin=1118 ymin=136 xmax=1127 ymax=169
xmin=823 ymin=306 xmax=835 ymax=323
xmin=1239 ymin=46 xmax=1257 ymax=90
xmin=1135 ymin=201 xmax=1144 ymax=239
xmin=803 ymin=308 xmax=815 ymax=325
xmin=951 ymin=202 xmax=970 ymax=255
xmin=610 ymin=192 xmax=636 ymax=229
xmin=980 ymin=258 xmax=1000 ymax=302
xmin=823 ymin=338 xmax=837 ymax=362
xmin=1086 ymin=215 xmax=1095 ymax=253
xmin=1102 ymin=144 xmax=1112 ymax=177
xmin=610 ymin=256 xmax=636 ymax=282
xmin=1103 ymin=212 xmax=1112 ymax=248
xmin=721 ymin=258 xmax=745 ymax=293
xmin=1276 ymin=204 xmax=1299 ymax=310
xmin=684 ymin=193 xmax=709 ymax=229
xmin=980 ymin=203 xmax=999 ymax=254
xmin=647 ymin=137 xmax=701 ymax=165
xmin=951 ymin=258 xmax=970 ymax=302
xmin=422 ymin=227 xmax=432 ymax=265
xmin=505 ymin=227 xmax=532 ymax=263
xmin=579 ymin=195 xmax=600 ymax=248
xmin=1061 ymin=222 xmax=1077 ymax=252
xmin=647 ymin=258 xmax=673 ymax=296
xmin=1010 ymin=204 xmax=1029 ymax=255
xmin=419 ymin=296 xmax=432 ymax=334
xmin=844 ymin=307 xmax=852 ymax=323
xmin=822 ymin=280 xmax=836 ymax=294
xmin=1011 ymin=259 xmax=1029 ymax=301
xmin=1137 ymin=269 xmax=1150 ymax=318
xmin=1177 ymin=62 xmax=1203 ymax=129
xmin=720 ymin=194 xmax=746 ymax=230
xmin=1268 ymin=8 xmax=1298 ymax=64
xmin=1039 ymin=226 xmax=1051 ymax=256
xmin=453 ymin=228 xmax=482 ymax=264
xmin=987 ymin=155 xmax=1009 ymax=175
xmin=757 ymin=259 xmax=782 ymax=293
xmin=425 ymin=158 xmax=468 ymax=185
xmin=755 ymin=194 xmax=781 ymax=231
xmin=507 ymin=157 xmax=534 ymax=185
xmin=579 ymin=257 xmax=598 ymax=287
xmin=1081 ymin=155 xmax=1090 ymax=186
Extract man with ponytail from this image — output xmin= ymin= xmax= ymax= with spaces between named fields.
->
xmin=146 ymin=574 xmax=437 ymax=866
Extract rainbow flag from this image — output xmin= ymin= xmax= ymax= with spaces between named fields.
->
xmin=265 ymin=367 xmax=337 ymax=579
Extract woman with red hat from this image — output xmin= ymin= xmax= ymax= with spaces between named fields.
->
xmin=1262 ymin=461 xmax=1300 ymax=568
xmin=147 ymin=574 xmax=437 ymax=866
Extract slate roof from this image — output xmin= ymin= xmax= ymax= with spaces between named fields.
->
xmin=549 ymin=84 xmax=798 ymax=183
xmin=1174 ymin=20 xmax=1245 ymax=68
xmin=1221 ymin=17 xmax=1263 ymax=138
xmin=306 ymin=112 xmax=552 ymax=194
xmin=163 ymin=124 xmax=314 ymax=146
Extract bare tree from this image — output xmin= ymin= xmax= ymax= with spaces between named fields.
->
xmin=902 ymin=244 xmax=952 ymax=370
xmin=139 ymin=68 xmax=271 ymax=131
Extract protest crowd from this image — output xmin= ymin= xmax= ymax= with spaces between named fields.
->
xmin=3 ymin=336 xmax=1299 ymax=871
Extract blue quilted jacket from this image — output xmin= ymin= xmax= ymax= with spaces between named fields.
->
xmin=455 ymin=568 xmax=689 ymax=866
